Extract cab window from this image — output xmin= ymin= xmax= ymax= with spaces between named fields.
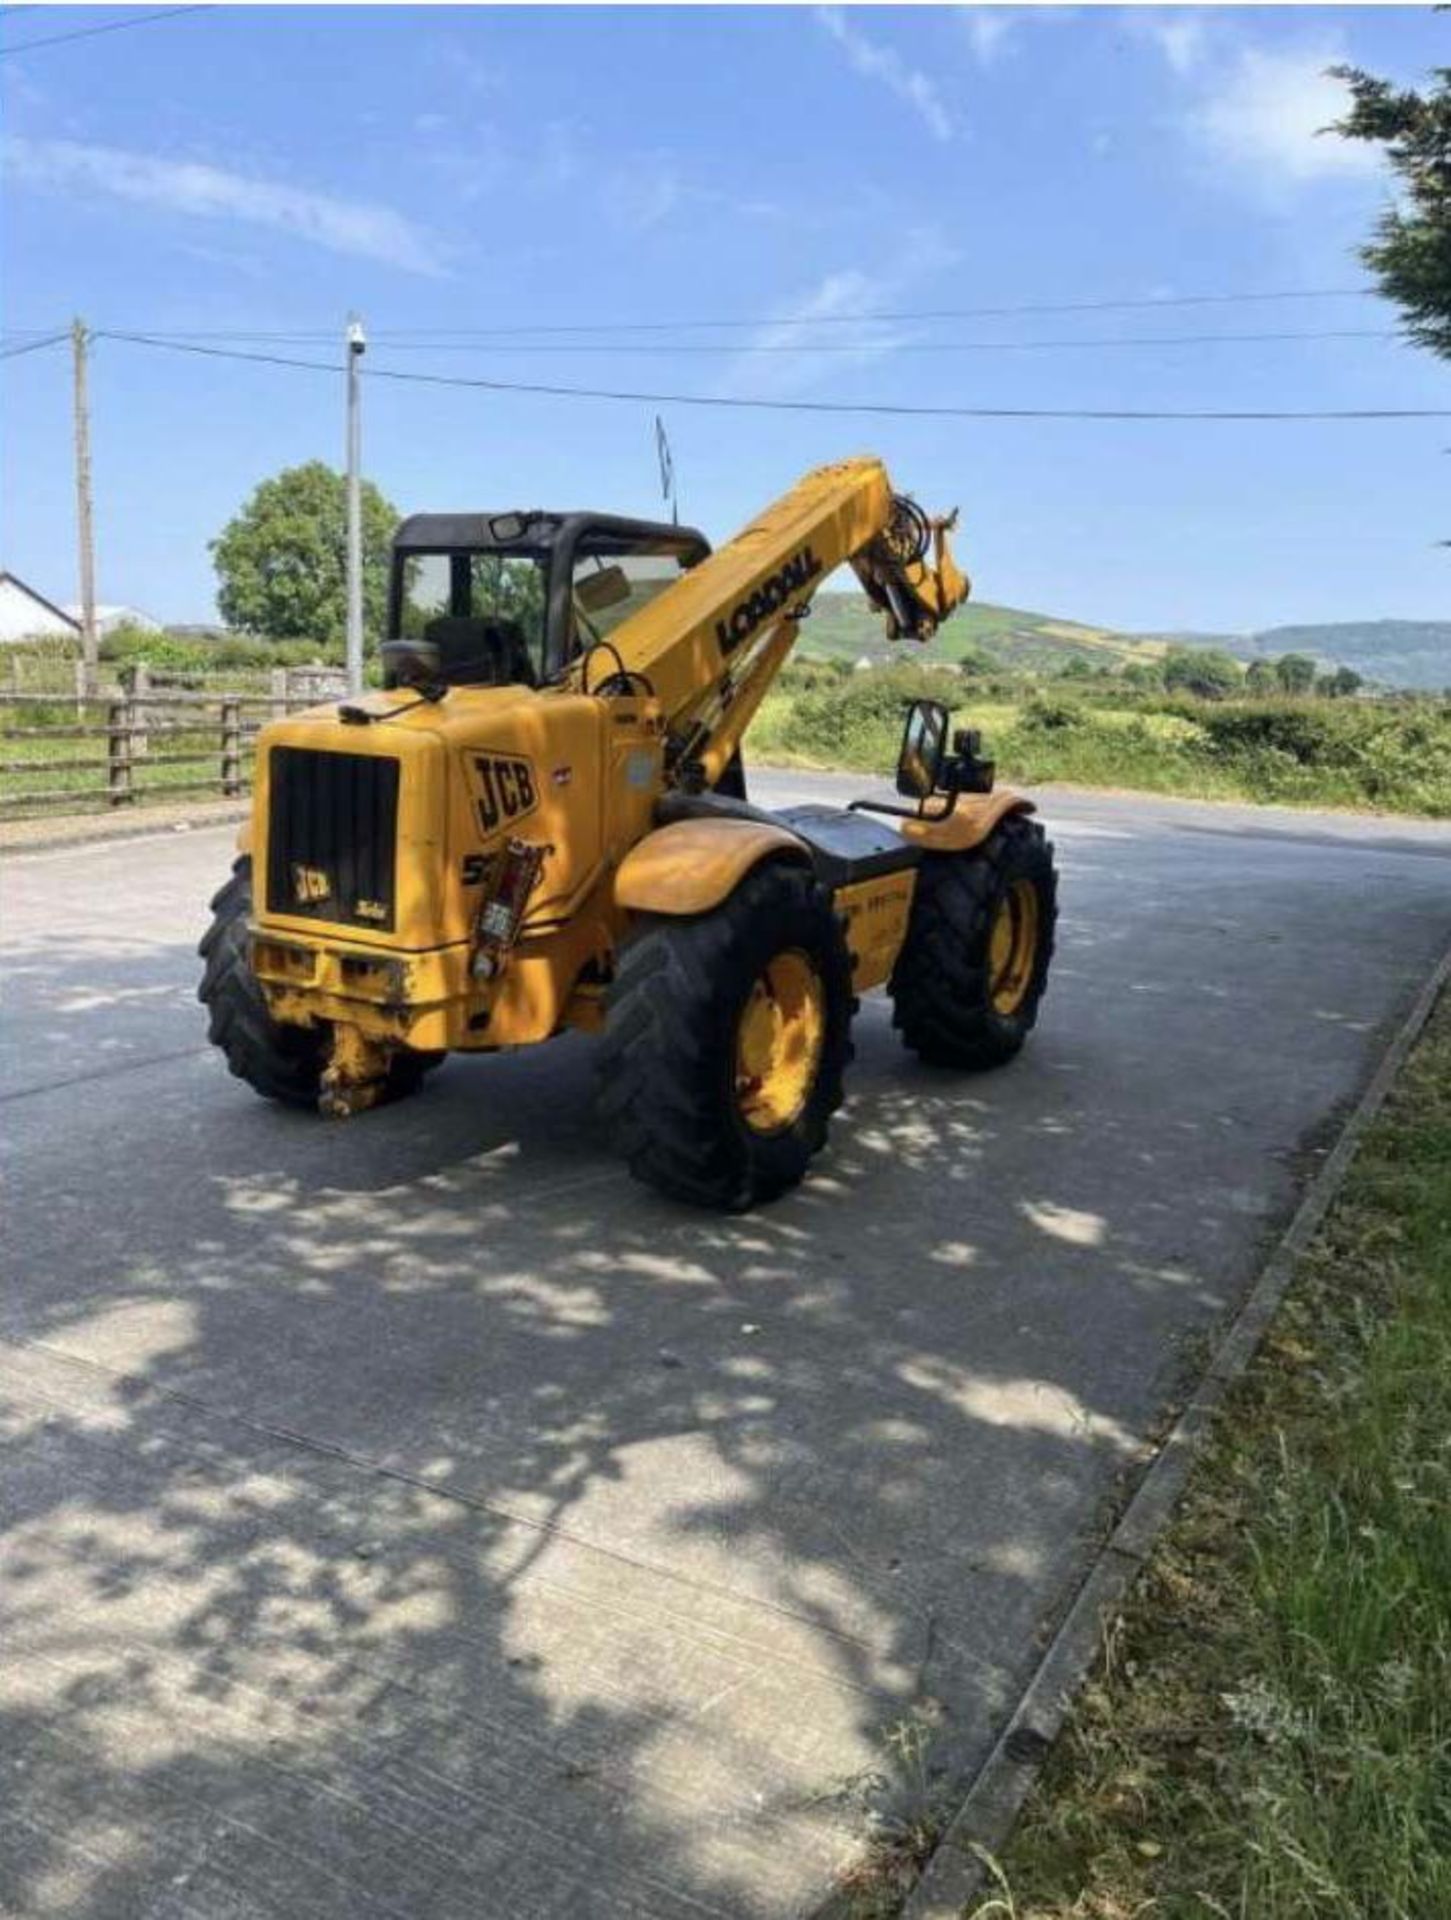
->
xmin=570 ymin=548 xmax=688 ymax=651
xmin=396 ymin=550 xmax=548 ymax=685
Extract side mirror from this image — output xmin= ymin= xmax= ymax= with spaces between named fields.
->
xmin=896 ymin=698 xmax=949 ymax=800
xmin=575 ymin=564 xmax=632 ymax=613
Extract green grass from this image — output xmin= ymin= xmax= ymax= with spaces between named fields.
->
xmin=0 ymin=705 xmax=259 ymax=815
xmin=973 ymin=991 xmax=1451 ymax=1920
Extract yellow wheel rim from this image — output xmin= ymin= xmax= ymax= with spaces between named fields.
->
xmin=988 ymin=879 xmax=1040 ymax=1017
xmin=734 ymin=949 xmax=826 ymax=1135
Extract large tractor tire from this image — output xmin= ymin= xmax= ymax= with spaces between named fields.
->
xmin=597 ymin=860 xmax=854 ymax=1209
xmin=889 ymin=815 xmax=1057 ymax=1069
xmin=198 ymin=858 xmax=438 ymax=1109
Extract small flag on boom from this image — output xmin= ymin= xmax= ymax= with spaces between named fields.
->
xmin=654 ymin=414 xmax=677 ymax=525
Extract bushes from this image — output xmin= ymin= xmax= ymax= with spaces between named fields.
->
xmin=100 ymin=625 xmax=332 ymax=672
xmin=1188 ymin=700 xmax=1451 ymax=811
xmin=1017 ymin=695 xmax=1084 ymax=733
xmin=747 ymin=665 xmax=1451 ymax=817
xmin=782 ymin=661 xmax=966 ymax=768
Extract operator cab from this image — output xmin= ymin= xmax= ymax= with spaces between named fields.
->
xmin=383 ymin=510 xmax=710 ymax=693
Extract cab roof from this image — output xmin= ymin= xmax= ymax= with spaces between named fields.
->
xmin=392 ymin=510 xmax=710 ymax=560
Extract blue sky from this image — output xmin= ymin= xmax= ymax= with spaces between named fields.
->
xmin=2 ymin=4 xmax=1447 ymax=632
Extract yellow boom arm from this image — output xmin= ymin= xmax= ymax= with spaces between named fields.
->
xmin=569 ymin=457 xmax=969 ymax=790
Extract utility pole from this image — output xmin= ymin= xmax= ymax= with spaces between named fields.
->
xmin=71 ymin=317 xmax=98 ymax=695
xmin=345 ymin=313 xmax=366 ymax=695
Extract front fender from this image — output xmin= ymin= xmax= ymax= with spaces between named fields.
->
xmin=897 ymin=791 xmax=1035 ymax=854
xmin=614 ymin=818 xmax=809 ymax=916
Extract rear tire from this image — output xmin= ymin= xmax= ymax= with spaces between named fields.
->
xmin=597 ymin=860 xmax=854 ymax=1208
xmin=198 ymin=857 xmax=439 ymax=1108
xmin=889 ymin=815 xmax=1057 ymax=1069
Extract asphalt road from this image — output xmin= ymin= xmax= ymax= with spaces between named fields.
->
xmin=3 ymin=772 xmax=1449 ymax=1920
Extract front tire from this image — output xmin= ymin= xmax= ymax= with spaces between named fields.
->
xmin=198 ymin=858 xmax=327 ymax=1106
xmin=890 ymin=816 xmax=1057 ymax=1069
xmin=198 ymin=858 xmax=440 ymax=1108
xmin=597 ymin=861 xmax=854 ymax=1208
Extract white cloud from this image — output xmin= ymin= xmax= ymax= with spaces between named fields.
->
xmin=1188 ymin=45 xmax=1382 ymax=184
xmin=597 ymin=149 xmax=784 ymax=234
xmin=961 ymin=7 xmax=1016 ymax=67
xmin=717 ymin=269 xmax=908 ymax=400
xmin=1135 ymin=10 xmax=1209 ymax=77
xmin=815 ymin=8 xmax=954 ymax=143
xmin=3 ymin=136 xmax=448 ymax=275
xmin=716 ymin=233 xmax=958 ymax=399
xmin=602 ymin=157 xmax=685 ymax=233
xmin=959 ymin=6 xmax=1077 ymax=69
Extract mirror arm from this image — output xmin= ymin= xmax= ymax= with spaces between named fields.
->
xmin=849 ymin=792 xmax=956 ymax=822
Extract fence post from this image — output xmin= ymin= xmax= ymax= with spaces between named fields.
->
xmin=107 ymin=700 xmax=133 ymax=806
xmin=130 ymin=660 xmax=150 ymax=758
xmin=75 ymin=657 xmax=87 ymax=721
xmin=220 ymin=698 xmax=242 ymax=797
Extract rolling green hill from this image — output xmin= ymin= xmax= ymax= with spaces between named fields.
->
xmin=800 ymin=594 xmax=1451 ymax=690
xmin=800 ymin=594 xmax=1165 ymax=671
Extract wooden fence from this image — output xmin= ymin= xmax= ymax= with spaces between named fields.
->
xmin=0 ymin=667 xmax=345 ymax=820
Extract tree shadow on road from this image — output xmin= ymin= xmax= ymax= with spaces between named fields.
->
xmin=0 ymin=929 xmax=1279 ymax=1920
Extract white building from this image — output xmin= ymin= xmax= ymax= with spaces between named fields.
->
xmin=62 ymin=602 xmax=162 ymax=637
xmin=0 ymin=572 xmax=81 ymax=643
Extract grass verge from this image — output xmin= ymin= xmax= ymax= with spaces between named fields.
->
xmin=971 ymin=986 xmax=1451 ymax=1920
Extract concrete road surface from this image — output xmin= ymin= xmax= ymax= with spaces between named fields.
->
xmin=3 ymin=773 xmax=1449 ymax=1920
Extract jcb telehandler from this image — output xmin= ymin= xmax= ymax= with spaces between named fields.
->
xmin=199 ymin=458 xmax=1058 ymax=1208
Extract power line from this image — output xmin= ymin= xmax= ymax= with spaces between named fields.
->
xmin=365 ymin=286 xmax=1381 ymax=335
xmin=164 ymin=326 xmax=1395 ymax=356
xmin=0 ymin=330 xmax=70 ymax=360
xmin=70 ymin=287 xmax=1380 ymax=344
xmin=0 ymin=4 xmax=206 ymax=57
xmin=98 ymin=330 xmax=1451 ymax=423
xmin=58 ymin=324 xmax=1404 ymax=358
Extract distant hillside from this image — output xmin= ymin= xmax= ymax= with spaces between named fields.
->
xmin=801 ymin=594 xmax=1450 ymax=691
xmin=1224 ymin=621 xmax=1451 ymax=691
xmin=801 ymin=594 xmax=1167 ymax=672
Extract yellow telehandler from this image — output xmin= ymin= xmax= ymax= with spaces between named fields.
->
xmin=199 ymin=458 xmax=1057 ymax=1207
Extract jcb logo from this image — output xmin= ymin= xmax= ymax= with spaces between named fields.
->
xmin=291 ymin=864 xmax=331 ymax=904
xmin=472 ymin=754 xmax=537 ymax=836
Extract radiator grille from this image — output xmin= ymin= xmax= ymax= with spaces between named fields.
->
xmin=265 ymin=748 xmax=400 ymax=932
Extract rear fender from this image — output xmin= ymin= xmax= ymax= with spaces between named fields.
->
xmin=898 ymin=791 xmax=1035 ymax=854
xmin=614 ymin=818 xmax=809 ymax=917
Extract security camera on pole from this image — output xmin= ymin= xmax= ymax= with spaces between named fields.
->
xmin=345 ymin=314 xmax=366 ymax=695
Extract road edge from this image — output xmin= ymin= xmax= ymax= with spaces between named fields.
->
xmin=0 ymin=804 xmax=248 ymax=858
xmin=900 ymin=935 xmax=1451 ymax=1920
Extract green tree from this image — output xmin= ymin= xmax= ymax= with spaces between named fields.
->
xmin=1333 ymin=55 xmax=1451 ymax=359
xmin=1274 ymin=652 xmax=1319 ymax=694
xmin=1319 ymin=665 xmax=1365 ymax=698
xmin=955 ymin=645 xmax=997 ymax=678
xmin=1122 ymin=658 xmax=1165 ymax=690
xmin=1163 ymin=645 xmax=1243 ymax=700
xmin=211 ymin=461 xmax=399 ymax=651
xmin=1245 ymin=659 xmax=1278 ymax=694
